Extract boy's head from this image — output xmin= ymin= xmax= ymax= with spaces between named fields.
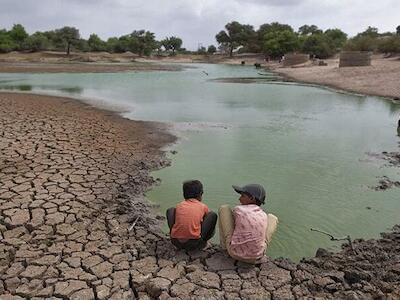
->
xmin=232 ymin=184 xmax=266 ymax=206
xmin=183 ymin=180 xmax=203 ymax=200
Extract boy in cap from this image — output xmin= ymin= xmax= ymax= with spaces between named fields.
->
xmin=166 ymin=180 xmax=217 ymax=251
xmin=218 ymin=183 xmax=278 ymax=263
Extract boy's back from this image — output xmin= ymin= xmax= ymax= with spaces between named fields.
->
xmin=166 ymin=180 xmax=217 ymax=250
xmin=230 ymin=204 xmax=268 ymax=259
xmin=171 ymin=199 xmax=209 ymax=239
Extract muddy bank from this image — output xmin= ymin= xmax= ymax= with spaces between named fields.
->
xmin=1 ymin=92 xmax=400 ymax=299
xmin=271 ymin=56 xmax=400 ymax=101
xmin=367 ymin=143 xmax=400 ymax=191
xmin=0 ymin=62 xmax=182 ymax=73
xmin=0 ymin=51 xmax=185 ymax=73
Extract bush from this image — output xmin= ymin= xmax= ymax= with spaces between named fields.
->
xmin=0 ymin=32 xmax=17 ymax=53
xmin=378 ymin=36 xmax=400 ymax=53
xmin=23 ymin=32 xmax=50 ymax=52
xmin=344 ymin=36 xmax=378 ymax=52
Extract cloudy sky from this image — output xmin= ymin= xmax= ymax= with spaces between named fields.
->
xmin=1 ymin=0 xmax=399 ymax=50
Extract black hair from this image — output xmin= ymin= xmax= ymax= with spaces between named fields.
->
xmin=183 ymin=180 xmax=203 ymax=200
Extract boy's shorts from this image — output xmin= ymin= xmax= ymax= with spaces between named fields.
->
xmin=171 ymin=238 xmax=206 ymax=251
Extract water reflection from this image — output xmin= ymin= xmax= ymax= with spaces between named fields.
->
xmin=58 ymin=87 xmax=83 ymax=94
xmin=0 ymin=84 xmax=83 ymax=95
xmin=0 ymin=84 xmax=32 ymax=91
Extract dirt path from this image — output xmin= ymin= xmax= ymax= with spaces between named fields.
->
xmin=1 ymin=93 xmax=400 ymax=299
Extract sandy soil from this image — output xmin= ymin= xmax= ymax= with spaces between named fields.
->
xmin=0 ymin=51 xmax=268 ymax=73
xmin=0 ymin=51 xmax=182 ymax=73
xmin=1 ymin=92 xmax=400 ymax=299
xmin=0 ymin=63 xmax=183 ymax=73
xmin=273 ymin=56 xmax=400 ymax=100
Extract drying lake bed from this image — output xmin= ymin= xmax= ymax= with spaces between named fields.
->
xmin=1 ymin=63 xmax=399 ymax=261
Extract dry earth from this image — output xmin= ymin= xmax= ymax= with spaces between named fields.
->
xmin=0 ymin=51 xmax=182 ymax=73
xmin=1 ymin=92 xmax=400 ymax=299
xmin=273 ymin=56 xmax=400 ymax=100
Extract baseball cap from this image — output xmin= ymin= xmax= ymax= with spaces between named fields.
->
xmin=232 ymin=184 xmax=266 ymax=204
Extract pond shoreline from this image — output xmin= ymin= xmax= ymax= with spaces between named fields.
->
xmin=268 ymin=60 xmax=400 ymax=192
xmin=1 ymin=91 xmax=399 ymax=298
xmin=268 ymin=56 xmax=400 ymax=101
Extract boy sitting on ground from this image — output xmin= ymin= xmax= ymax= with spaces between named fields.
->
xmin=166 ymin=180 xmax=217 ymax=251
xmin=219 ymin=183 xmax=278 ymax=263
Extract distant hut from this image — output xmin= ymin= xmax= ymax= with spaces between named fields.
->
xmin=339 ymin=51 xmax=371 ymax=67
xmin=282 ymin=53 xmax=309 ymax=67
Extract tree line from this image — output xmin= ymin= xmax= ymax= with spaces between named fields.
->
xmin=216 ymin=22 xmax=400 ymax=58
xmin=1 ymin=23 xmax=399 ymax=58
xmin=0 ymin=24 xmax=184 ymax=56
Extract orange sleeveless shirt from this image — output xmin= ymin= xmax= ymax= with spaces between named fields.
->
xmin=171 ymin=199 xmax=209 ymax=239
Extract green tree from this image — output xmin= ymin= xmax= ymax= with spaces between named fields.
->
xmin=301 ymin=34 xmax=335 ymax=58
xmin=42 ymin=30 xmax=59 ymax=50
xmin=207 ymin=45 xmax=217 ymax=54
xmin=396 ymin=25 xmax=400 ymax=35
xmin=75 ymin=39 xmax=90 ymax=52
xmin=324 ymin=28 xmax=347 ymax=50
xmin=344 ymin=36 xmax=378 ymax=51
xmin=8 ymin=24 xmax=28 ymax=50
xmin=55 ymin=26 xmax=80 ymax=55
xmin=197 ymin=46 xmax=206 ymax=54
xmin=258 ymin=22 xmax=297 ymax=56
xmin=343 ymin=26 xmax=381 ymax=52
xmin=129 ymin=30 xmax=157 ymax=56
xmin=24 ymin=32 xmax=50 ymax=52
xmin=357 ymin=26 xmax=379 ymax=38
xmin=377 ymin=36 xmax=400 ymax=53
xmin=0 ymin=29 xmax=17 ymax=53
xmin=258 ymin=22 xmax=293 ymax=39
xmin=298 ymin=24 xmax=322 ymax=36
xmin=105 ymin=37 xmax=119 ymax=53
xmin=115 ymin=35 xmax=131 ymax=53
xmin=161 ymin=36 xmax=182 ymax=54
xmin=262 ymin=30 xmax=299 ymax=58
xmin=216 ymin=21 xmax=255 ymax=57
xmin=88 ymin=34 xmax=106 ymax=51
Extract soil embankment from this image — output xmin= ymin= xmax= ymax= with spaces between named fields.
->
xmin=0 ymin=51 xmax=182 ymax=73
xmin=1 ymin=92 xmax=400 ymax=299
xmin=272 ymin=56 xmax=400 ymax=100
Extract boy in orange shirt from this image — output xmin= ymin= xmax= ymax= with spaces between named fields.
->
xmin=166 ymin=180 xmax=217 ymax=250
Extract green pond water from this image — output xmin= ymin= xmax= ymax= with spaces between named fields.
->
xmin=1 ymin=63 xmax=399 ymax=261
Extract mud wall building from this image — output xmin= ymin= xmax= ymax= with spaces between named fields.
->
xmin=339 ymin=51 xmax=372 ymax=67
xmin=283 ymin=53 xmax=309 ymax=67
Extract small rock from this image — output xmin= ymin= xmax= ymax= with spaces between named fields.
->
xmin=170 ymin=282 xmax=197 ymax=298
xmin=70 ymin=288 xmax=95 ymax=300
xmin=96 ymin=285 xmax=111 ymax=300
xmin=90 ymin=261 xmax=113 ymax=278
xmin=146 ymin=277 xmax=171 ymax=298
xmin=20 ymin=265 xmax=47 ymax=279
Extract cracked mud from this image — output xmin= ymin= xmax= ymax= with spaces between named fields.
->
xmin=1 ymin=92 xmax=400 ymax=300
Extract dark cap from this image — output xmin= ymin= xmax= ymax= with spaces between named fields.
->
xmin=232 ymin=184 xmax=266 ymax=205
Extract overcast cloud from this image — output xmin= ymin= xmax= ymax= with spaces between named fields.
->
xmin=1 ymin=0 xmax=399 ymax=50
